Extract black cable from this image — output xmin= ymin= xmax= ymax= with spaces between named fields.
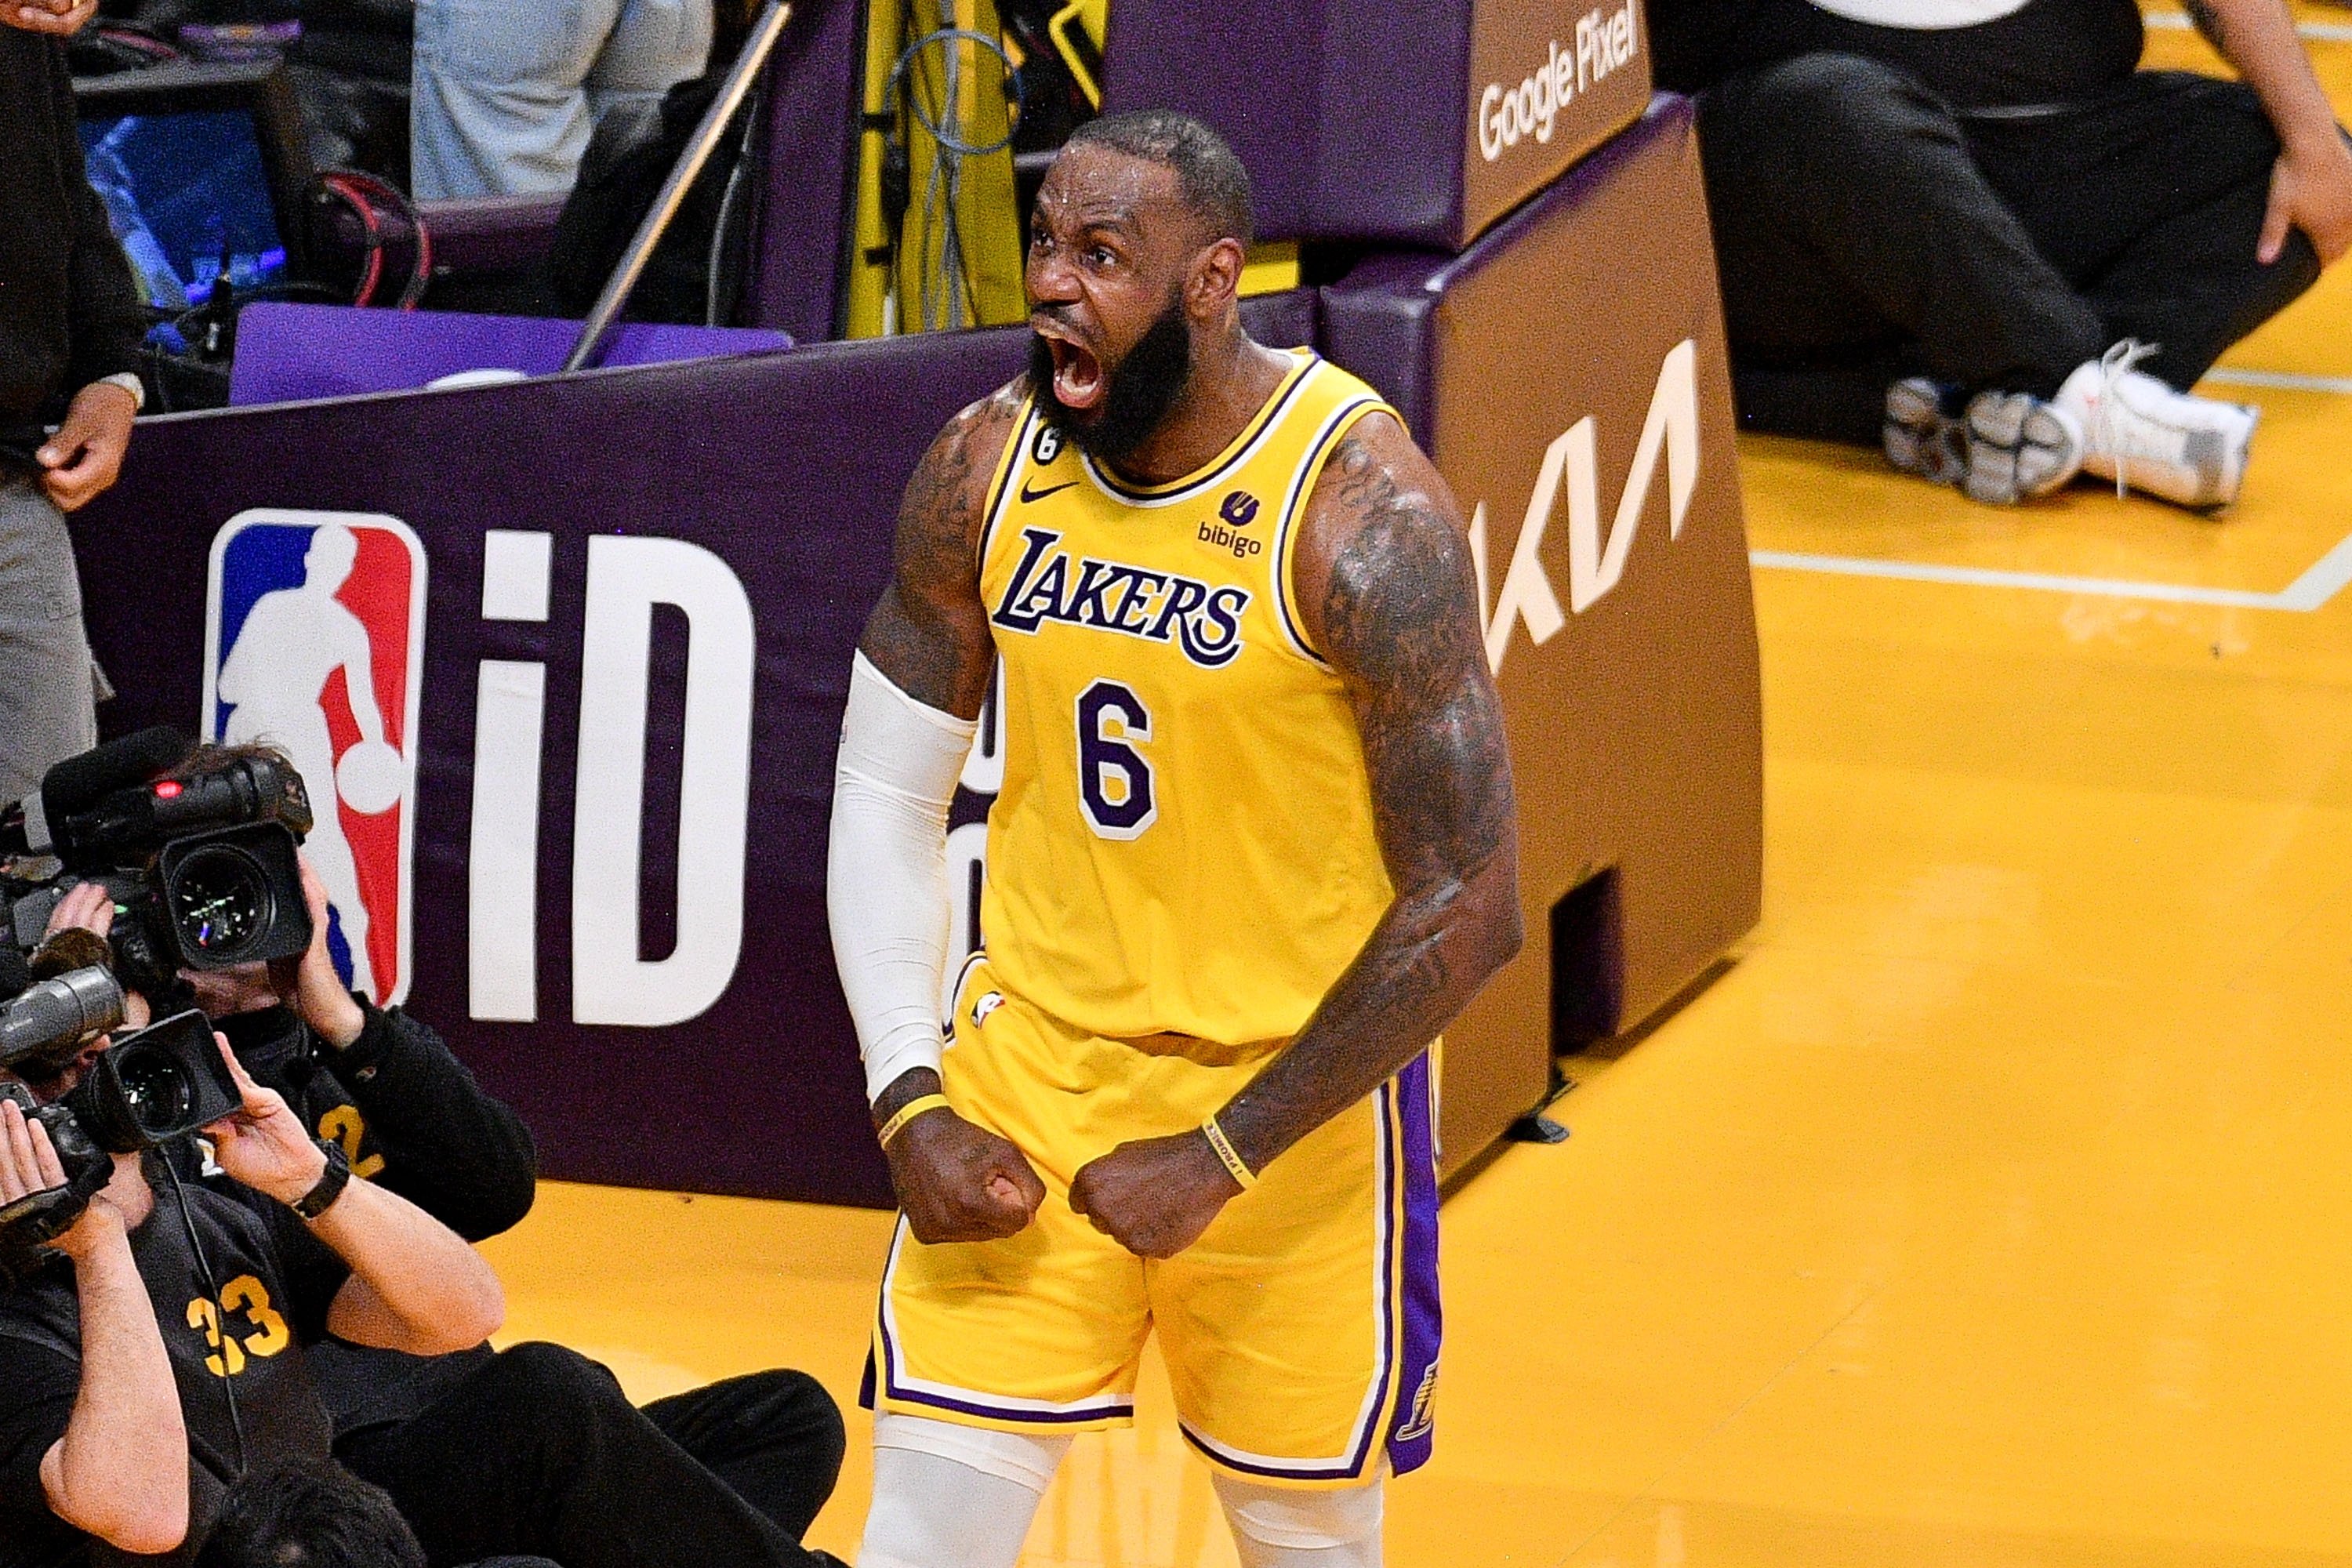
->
xmin=319 ymin=169 xmax=435 ymax=310
xmin=158 ymin=1156 xmax=247 ymax=1479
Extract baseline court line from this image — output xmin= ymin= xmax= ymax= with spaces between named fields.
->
xmin=2143 ymin=10 xmax=2352 ymax=39
xmin=2203 ymin=367 xmax=2352 ymax=396
xmin=1751 ymin=533 xmax=2352 ymax=612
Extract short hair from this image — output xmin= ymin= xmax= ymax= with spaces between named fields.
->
xmin=194 ymin=1460 xmax=425 ymax=1568
xmin=1064 ymin=111 xmax=1254 ymax=247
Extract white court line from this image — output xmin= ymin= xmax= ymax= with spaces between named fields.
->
xmin=2143 ymin=9 xmax=2352 ymax=39
xmin=2204 ymin=367 xmax=2352 ymax=395
xmin=1751 ymin=535 xmax=2352 ymax=611
xmin=1751 ymin=361 xmax=2352 ymax=610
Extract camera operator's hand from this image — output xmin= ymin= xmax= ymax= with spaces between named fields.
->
xmin=43 ymin=883 xmax=112 ymax=943
xmin=201 ymin=1036 xmax=328 ymax=1207
xmin=35 ymin=381 xmax=136 ymax=513
xmin=272 ymin=859 xmax=365 ymax=1050
xmin=0 ymin=1102 xmax=149 ymax=1256
xmin=5 ymin=0 xmax=96 ymax=38
xmin=41 ymin=886 xmax=151 ymax=1033
xmin=873 ymin=1069 xmax=1045 ymax=1243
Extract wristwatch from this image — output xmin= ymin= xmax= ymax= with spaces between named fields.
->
xmin=292 ymin=1137 xmax=351 ymax=1221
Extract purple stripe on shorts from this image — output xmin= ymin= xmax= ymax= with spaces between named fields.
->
xmin=1178 ymin=1421 xmax=1372 ymax=1484
xmin=1386 ymin=1052 xmax=1443 ymax=1475
xmin=869 ymin=1218 xmax=1135 ymax=1428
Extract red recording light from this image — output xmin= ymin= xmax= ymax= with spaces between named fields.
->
xmin=153 ymin=781 xmax=183 ymax=799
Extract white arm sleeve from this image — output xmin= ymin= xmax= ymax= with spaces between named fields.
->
xmin=829 ymin=651 xmax=980 ymax=1104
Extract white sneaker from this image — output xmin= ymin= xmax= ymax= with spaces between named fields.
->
xmin=1885 ymin=377 xmax=2082 ymax=505
xmin=2053 ymin=341 xmax=2259 ymax=511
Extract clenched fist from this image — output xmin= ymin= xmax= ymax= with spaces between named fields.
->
xmin=876 ymin=1070 xmax=1047 ymax=1244
xmin=1069 ymin=1130 xmax=1242 ymax=1260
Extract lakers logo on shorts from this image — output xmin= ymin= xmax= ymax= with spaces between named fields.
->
xmin=1395 ymin=1361 xmax=1439 ymax=1443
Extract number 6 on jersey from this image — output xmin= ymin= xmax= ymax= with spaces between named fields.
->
xmin=1076 ymin=680 xmax=1156 ymax=840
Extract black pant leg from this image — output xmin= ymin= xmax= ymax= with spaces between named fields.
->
xmin=339 ymin=1343 xmax=832 ymax=1568
xmin=1700 ymin=52 xmax=2107 ymax=437
xmin=1973 ymin=73 xmax=2325 ymax=387
xmin=641 ymin=1370 xmax=846 ymax=1542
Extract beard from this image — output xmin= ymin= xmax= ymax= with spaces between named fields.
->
xmin=1029 ymin=293 xmax=1194 ymax=464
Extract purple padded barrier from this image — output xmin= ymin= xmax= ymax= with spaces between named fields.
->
xmin=74 ymin=290 xmax=1316 ymax=1207
xmin=741 ymin=0 xmax=866 ymax=342
xmin=1102 ymin=0 xmax=1653 ymax=252
xmin=413 ymin=194 xmax=569 ymax=275
xmin=1317 ymin=95 xmax=1687 ymax=434
xmin=229 ymin=303 xmax=794 ymax=406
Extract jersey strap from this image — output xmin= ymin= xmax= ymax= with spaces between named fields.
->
xmin=1270 ymin=387 xmax=1396 ymax=667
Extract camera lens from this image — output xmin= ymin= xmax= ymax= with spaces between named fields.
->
xmin=167 ymin=844 xmax=272 ymax=962
xmin=110 ymin=1044 xmax=194 ymax=1136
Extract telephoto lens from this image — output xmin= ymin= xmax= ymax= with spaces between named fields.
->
xmin=166 ymin=841 xmax=274 ymax=960
xmin=63 ymin=1011 xmax=241 ymax=1152
xmin=152 ymin=825 xmax=313 ymax=971
xmin=0 ymin=967 xmax=126 ymax=1076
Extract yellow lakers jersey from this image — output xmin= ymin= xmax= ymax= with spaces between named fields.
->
xmin=974 ymin=350 xmax=1397 ymax=1047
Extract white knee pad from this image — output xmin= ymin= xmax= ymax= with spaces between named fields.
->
xmin=858 ymin=1414 xmax=1073 ymax=1568
xmin=1212 ymin=1472 xmax=1385 ymax=1566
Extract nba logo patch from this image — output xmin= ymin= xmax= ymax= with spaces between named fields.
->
xmin=201 ymin=510 xmax=426 ymax=1006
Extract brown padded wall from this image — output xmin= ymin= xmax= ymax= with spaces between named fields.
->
xmin=1323 ymin=97 xmax=1763 ymax=1175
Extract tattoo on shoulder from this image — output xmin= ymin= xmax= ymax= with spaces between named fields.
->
xmin=860 ymin=383 xmax=1024 ymax=714
xmin=1316 ymin=430 xmax=1516 ymax=890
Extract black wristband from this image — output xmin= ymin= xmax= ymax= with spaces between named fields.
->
xmin=292 ymin=1138 xmax=351 ymax=1221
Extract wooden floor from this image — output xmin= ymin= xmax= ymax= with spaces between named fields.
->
xmin=478 ymin=20 xmax=2352 ymax=1564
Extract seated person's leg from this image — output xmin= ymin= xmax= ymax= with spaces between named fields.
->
xmin=339 ymin=1342 xmax=835 ymax=1568
xmin=858 ymin=1412 xmax=1071 ymax=1568
xmin=410 ymin=0 xmax=627 ymax=199
xmin=1987 ymin=72 xmax=2326 ymax=388
xmin=1700 ymin=51 xmax=2106 ymax=437
xmin=641 ymin=1369 xmax=847 ymax=1541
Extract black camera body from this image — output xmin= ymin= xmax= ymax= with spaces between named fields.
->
xmin=0 ymin=967 xmax=242 ymax=1281
xmin=4 ymin=735 xmax=315 ymax=1000
xmin=0 ymin=968 xmax=238 ymax=1156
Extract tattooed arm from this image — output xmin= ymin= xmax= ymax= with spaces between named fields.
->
xmin=2186 ymin=0 xmax=2352 ymax=263
xmin=1069 ymin=412 xmax=1522 ymax=1258
xmin=841 ymin=380 xmax=1049 ymax=1243
xmin=859 ymin=383 xmax=1023 ymax=717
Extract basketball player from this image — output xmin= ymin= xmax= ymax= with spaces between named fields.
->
xmin=827 ymin=112 xmax=1523 ymax=1567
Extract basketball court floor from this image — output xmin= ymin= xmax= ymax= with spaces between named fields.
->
xmin=477 ymin=15 xmax=2352 ymax=1563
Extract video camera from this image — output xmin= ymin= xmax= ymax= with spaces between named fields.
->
xmin=0 ymin=966 xmax=243 ymax=1274
xmin=3 ymin=729 xmax=316 ymax=1005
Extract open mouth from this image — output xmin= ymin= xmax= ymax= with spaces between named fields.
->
xmin=1034 ymin=321 xmax=1106 ymax=413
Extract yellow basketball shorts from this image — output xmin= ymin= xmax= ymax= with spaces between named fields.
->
xmin=862 ymin=956 xmax=1443 ymax=1486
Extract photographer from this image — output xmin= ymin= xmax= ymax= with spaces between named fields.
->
xmin=0 ymin=1019 xmax=506 ymax=1565
xmin=36 ymin=743 xmax=846 ymax=1565
xmin=2 ymin=2 xmax=148 ymax=805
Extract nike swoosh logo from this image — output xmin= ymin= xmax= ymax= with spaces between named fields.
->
xmin=1020 ymin=479 xmax=1080 ymax=504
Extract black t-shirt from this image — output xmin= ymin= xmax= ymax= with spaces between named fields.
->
xmin=216 ymin=1004 xmax=534 ymax=1439
xmin=0 ymin=1167 xmax=347 ymax=1568
xmin=1653 ymin=0 xmax=2145 ymax=108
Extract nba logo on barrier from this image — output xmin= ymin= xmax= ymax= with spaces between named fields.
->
xmin=201 ymin=510 xmax=426 ymax=1006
